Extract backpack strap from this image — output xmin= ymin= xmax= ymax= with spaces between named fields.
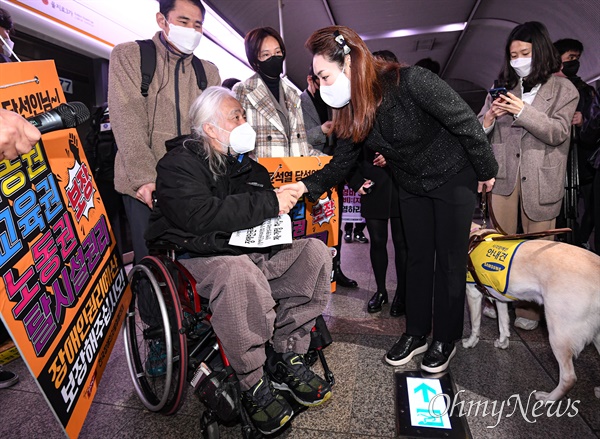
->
xmin=137 ymin=39 xmax=207 ymax=95
xmin=136 ymin=40 xmax=157 ymax=97
xmin=191 ymin=56 xmax=208 ymax=90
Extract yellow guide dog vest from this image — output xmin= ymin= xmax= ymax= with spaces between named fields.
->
xmin=466 ymin=234 xmax=525 ymax=302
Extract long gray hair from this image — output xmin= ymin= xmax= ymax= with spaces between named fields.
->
xmin=188 ymin=86 xmax=234 ymax=177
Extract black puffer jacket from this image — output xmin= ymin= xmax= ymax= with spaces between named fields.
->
xmin=145 ymin=137 xmax=279 ymax=256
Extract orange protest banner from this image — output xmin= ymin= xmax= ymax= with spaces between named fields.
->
xmin=259 ymin=156 xmax=339 ymax=290
xmin=0 ymin=60 xmax=131 ymax=438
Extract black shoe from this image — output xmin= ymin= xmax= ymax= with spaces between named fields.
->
xmin=367 ymin=291 xmax=388 ymax=313
xmin=354 ymin=232 xmax=369 ymax=243
xmin=333 ymin=268 xmax=358 ymax=288
xmin=241 ymin=374 xmax=294 ymax=435
xmin=266 ymin=349 xmax=332 ymax=407
xmin=421 ymin=341 xmax=456 ymax=373
xmin=0 ymin=366 xmax=18 ymax=389
xmin=343 ymin=233 xmax=353 ymax=243
xmin=389 ymin=293 xmax=405 ymax=317
xmin=385 ymin=334 xmax=428 ymax=366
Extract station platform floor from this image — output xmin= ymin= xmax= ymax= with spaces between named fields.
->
xmin=1 ymin=227 xmax=599 ymax=438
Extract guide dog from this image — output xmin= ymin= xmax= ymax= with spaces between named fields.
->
xmin=462 ymin=225 xmax=600 ymax=402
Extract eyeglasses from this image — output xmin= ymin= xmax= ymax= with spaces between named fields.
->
xmin=257 ymin=48 xmax=283 ymax=62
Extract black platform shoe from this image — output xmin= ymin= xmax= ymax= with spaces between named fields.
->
xmin=421 ymin=340 xmax=456 ymax=374
xmin=367 ymin=291 xmax=388 ymax=313
xmin=343 ymin=233 xmax=353 ymax=243
xmin=389 ymin=293 xmax=405 ymax=317
xmin=385 ymin=334 xmax=428 ymax=366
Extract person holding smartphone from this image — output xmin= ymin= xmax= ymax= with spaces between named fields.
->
xmin=478 ymin=22 xmax=579 ymax=330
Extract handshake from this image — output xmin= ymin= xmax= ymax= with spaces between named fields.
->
xmin=275 ymin=182 xmax=307 ymax=215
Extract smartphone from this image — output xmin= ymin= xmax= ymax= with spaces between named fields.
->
xmin=489 ymin=87 xmax=508 ymax=100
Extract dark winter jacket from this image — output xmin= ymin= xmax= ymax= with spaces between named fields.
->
xmin=145 ymin=137 xmax=279 ymax=256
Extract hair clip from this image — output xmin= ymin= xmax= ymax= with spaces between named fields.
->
xmin=333 ymin=30 xmax=351 ymax=55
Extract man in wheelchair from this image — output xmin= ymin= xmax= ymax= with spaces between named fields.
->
xmin=144 ymin=86 xmax=333 ymax=435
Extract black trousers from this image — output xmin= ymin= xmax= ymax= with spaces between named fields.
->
xmin=398 ymin=167 xmax=477 ymax=343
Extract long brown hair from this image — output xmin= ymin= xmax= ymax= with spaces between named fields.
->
xmin=306 ymin=26 xmax=393 ymax=143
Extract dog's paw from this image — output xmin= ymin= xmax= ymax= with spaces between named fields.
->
xmin=494 ymin=338 xmax=509 ymax=349
xmin=462 ymin=336 xmax=479 ymax=348
xmin=534 ymin=391 xmax=553 ymax=403
xmin=595 ymin=387 xmax=600 ymax=399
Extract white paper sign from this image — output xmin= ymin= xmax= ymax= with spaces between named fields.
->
xmin=229 ymin=215 xmax=292 ymax=248
xmin=406 ymin=377 xmax=452 ymax=429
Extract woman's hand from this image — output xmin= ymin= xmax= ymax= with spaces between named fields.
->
xmin=277 ymin=181 xmax=307 ymax=199
xmin=321 ymin=121 xmax=333 ymax=135
xmin=496 ymin=92 xmax=524 ymax=116
xmin=357 ymin=179 xmax=374 ymax=195
xmin=477 ymin=178 xmax=495 ymax=193
xmin=483 ymin=100 xmax=509 ymax=128
xmin=373 ymin=152 xmax=386 ymax=167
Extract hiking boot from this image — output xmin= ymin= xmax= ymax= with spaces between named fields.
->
xmin=145 ymin=339 xmax=167 ymax=377
xmin=266 ymin=348 xmax=332 ymax=407
xmin=241 ymin=374 xmax=294 ymax=435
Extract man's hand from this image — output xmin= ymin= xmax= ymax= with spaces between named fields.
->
xmin=0 ymin=108 xmax=41 ymax=161
xmin=276 ymin=189 xmax=299 ymax=215
xmin=478 ymin=178 xmax=495 ymax=193
xmin=136 ymin=182 xmax=156 ymax=209
xmin=572 ymin=111 xmax=583 ymax=127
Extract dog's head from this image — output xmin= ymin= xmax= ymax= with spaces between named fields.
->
xmin=470 ymin=222 xmax=498 ymax=238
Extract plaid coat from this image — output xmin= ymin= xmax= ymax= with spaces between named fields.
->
xmin=234 ymin=73 xmax=318 ymax=158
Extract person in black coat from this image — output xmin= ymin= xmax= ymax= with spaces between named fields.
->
xmin=145 ymin=87 xmax=333 ymax=435
xmin=281 ymin=26 xmax=498 ymax=374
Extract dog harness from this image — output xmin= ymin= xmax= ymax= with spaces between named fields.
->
xmin=467 ymin=234 xmax=525 ymax=302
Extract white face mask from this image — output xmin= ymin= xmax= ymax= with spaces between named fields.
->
xmin=212 ymin=122 xmax=257 ymax=154
xmin=319 ymin=65 xmax=351 ymax=108
xmin=510 ymin=57 xmax=532 ymax=78
xmin=1 ymin=35 xmax=14 ymax=58
xmin=165 ymin=22 xmax=202 ymax=54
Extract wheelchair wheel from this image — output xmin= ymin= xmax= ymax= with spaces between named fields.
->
xmin=123 ymin=256 xmax=188 ymax=414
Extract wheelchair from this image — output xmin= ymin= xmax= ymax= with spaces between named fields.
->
xmin=122 ymin=244 xmax=335 ymax=438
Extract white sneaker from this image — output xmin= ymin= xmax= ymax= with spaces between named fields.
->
xmin=514 ymin=317 xmax=539 ymax=331
xmin=482 ymin=304 xmax=497 ymax=319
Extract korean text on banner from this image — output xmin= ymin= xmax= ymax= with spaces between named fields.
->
xmin=0 ymin=60 xmax=131 ymax=439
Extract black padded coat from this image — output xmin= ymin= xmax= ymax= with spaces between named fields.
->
xmin=145 ymin=137 xmax=279 ymax=256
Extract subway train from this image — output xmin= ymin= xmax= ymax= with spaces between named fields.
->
xmin=1 ymin=0 xmax=599 ymax=438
